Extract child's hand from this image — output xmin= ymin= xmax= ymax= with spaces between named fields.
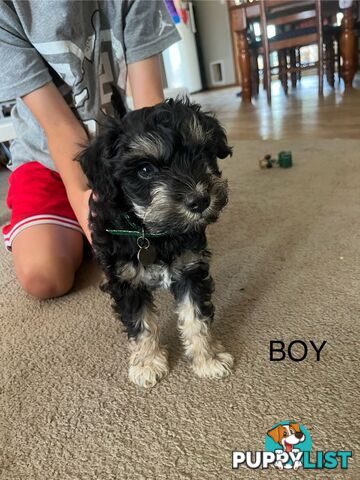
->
xmin=68 ymin=189 xmax=92 ymax=245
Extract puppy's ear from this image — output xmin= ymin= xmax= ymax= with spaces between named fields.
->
xmin=187 ymin=102 xmax=232 ymax=159
xmin=77 ymin=118 xmax=122 ymax=195
xmin=206 ymin=114 xmax=233 ymax=159
xmin=111 ymin=85 xmax=127 ymax=120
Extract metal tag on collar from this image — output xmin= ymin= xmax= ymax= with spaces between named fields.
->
xmin=137 ymin=227 xmax=156 ymax=266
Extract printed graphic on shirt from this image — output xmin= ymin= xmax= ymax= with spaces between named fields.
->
xmin=33 ymin=9 xmax=126 ymax=135
xmin=158 ymin=9 xmax=174 ymax=36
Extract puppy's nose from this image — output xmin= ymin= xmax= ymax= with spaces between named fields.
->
xmin=295 ymin=432 xmax=303 ymax=439
xmin=186 ymin=194 xmax=210 ymax=213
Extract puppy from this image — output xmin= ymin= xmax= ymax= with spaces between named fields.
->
xmin=79 ymin=98 xmax=233 ymax=388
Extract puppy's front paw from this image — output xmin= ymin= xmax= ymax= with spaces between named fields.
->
xmin=129 ymin=348 xmax=169 ymax=388
xmin=192 ymin=351 xmax=234 ymax=379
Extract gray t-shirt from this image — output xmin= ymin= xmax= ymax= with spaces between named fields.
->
xmin=0 ymin=0 xmax=180 ymax=171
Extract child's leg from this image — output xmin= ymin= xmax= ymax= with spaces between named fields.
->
xmin=12 ymin=224 xmax=83 ymax=299
xmin=2 ymin=161 xmax=85 ymax=299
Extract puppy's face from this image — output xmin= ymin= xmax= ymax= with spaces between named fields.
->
xmin=80 ymin=98 xmax=232 ymax=234
xmin=123 ymin=128 xmax=229 ymax=234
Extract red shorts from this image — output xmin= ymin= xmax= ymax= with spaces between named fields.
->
xmin=2 ymin=161 xmax=83 ymax=251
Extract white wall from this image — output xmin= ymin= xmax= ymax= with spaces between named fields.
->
xmin=193 ymin=0 xmax=236 ymax=88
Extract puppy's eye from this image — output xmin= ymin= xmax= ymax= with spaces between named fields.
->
xmin=283 ymin=432 xmax=288 ymax=437
xmin=137 ymin=164 xmax=158 ymax=180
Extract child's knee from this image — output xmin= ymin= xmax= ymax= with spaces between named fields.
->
xmin=16 ymin=259 xmax=75 ymax=299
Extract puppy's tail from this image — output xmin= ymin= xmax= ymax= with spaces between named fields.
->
xmin=111 ymin=85 xmax=127 ymax=119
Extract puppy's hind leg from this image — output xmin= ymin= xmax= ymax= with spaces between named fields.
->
xmin=171 ymin=262 xmax=233 ymax=379
xmin=106 ymin=281 xmax=169 ymax=388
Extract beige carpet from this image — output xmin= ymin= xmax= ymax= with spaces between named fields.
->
xmin=0 ymin=139 xmax=359 ymax=479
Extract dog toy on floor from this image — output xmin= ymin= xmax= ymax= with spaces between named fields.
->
xmin=78 ymin=98 xmax=234 ymax=388
xmin=259 ymin=151 xmax=293 ymax=169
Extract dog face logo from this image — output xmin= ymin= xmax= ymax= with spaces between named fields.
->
xmin=267 ymin=423 xmax=305 ymax=453
xmin=265 ymin=421 xmax=311 ymax=470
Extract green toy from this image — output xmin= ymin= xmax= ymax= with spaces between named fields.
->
xmin=278 ymin=151 xmax=293 ymax=168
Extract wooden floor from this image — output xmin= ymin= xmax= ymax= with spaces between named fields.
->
xmin=191 ymin=74 xmax=360 ymax=141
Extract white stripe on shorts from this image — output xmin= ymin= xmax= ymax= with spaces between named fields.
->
xmin=3 ymin=214 xmax=83 ymax=251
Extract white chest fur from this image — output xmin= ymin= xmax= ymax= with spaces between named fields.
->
xmin=140 ymin=263 xmax=172 ymax=289
xmin=116 ymin=250 xmax=206 ymax=290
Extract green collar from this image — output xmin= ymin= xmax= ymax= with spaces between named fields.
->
xmin=106 ymin=213 xmax=167 ymax=237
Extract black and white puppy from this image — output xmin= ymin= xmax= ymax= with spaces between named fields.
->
xmin=79 ymin=98 xmax=233 ymax=388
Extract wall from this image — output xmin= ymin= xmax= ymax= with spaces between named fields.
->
xmin=193 ymin=0 xmax=236 ymax=88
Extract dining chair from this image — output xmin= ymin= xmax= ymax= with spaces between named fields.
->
xmin=259 ymin=0 xmax=324 ymax=103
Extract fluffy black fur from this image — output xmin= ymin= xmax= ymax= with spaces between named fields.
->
xmin=78 ymin=98 xmax=232 ymax=385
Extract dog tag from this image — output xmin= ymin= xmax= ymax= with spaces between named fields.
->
xmin=137 ymin=244 xmax=156 ymax=266
xmin=137 ymin=230 xmax=157 ymax=266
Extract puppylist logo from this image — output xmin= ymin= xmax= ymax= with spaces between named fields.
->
xmin=232 ymin=421 xmax=352 ymax=471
